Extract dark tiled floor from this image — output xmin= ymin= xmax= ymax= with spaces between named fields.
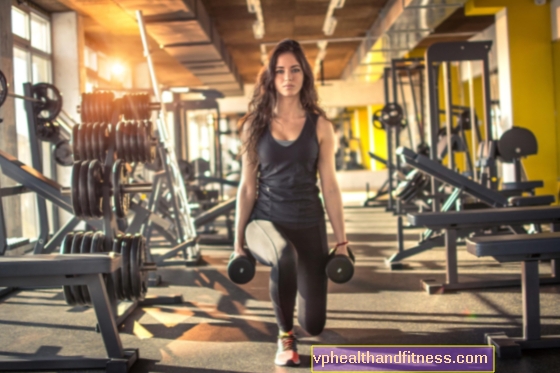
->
xmin=1 ymin=195 xmax=559 ymax=372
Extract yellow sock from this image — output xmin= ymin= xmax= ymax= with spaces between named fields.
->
xmin=279 ymin=330 xmax=293 ymax=338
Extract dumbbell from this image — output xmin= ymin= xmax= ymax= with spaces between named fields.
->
xmin=227 ymin=250 xmax=256 ymax=284
xmin=326 ymin=246 xmax=355 ymax=284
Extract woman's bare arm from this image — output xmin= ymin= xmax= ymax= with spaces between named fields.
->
xmin=233 ymin=122 xmax=259 ymax=255
xmin=317 ymin=116 xmax=348 ymax=255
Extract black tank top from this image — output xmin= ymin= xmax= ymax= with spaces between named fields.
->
xmin=250 ymin=112 xmax=325 ymax=228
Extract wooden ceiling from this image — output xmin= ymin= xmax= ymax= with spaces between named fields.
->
xmin=204 ymin=0 xmax=389 ymax=83
xmin=30 ymin=0 xmax=496 ymax=91
xmin=414 ymin=7 xmax=495 ymax=50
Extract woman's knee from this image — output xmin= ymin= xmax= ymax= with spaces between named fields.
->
xmin=299 ymin=316 xmax=326 ymax=336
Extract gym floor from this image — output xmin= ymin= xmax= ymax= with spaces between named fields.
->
xmin=1 ymin=193 xmax=559 ymax=373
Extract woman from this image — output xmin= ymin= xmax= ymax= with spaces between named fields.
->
xmin=233 ymin=39 xmax=349 ymax=367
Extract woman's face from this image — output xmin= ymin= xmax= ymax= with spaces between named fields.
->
xmin=274 ymin=52 xmax=304 ymax=98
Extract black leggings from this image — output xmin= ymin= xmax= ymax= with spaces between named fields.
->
xmin=245 ymin=219 xmax=330 ymax=336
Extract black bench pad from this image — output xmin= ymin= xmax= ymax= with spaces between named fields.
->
xmin=466 ymin=232 xmax=560 ymax=259
xmin=0 ymin=254 xmax=121 ymax=277
xmin=408 ymin=205 xmax=560 ymax=229
xmin=502 ymin=181 xmax=543 ymax=191
xmin=508 ymin=195 xmax=555 ymax=207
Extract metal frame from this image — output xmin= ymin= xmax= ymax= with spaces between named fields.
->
xmin=396 ymin=147 xmax=560 ymax=293
xmin=136 ymin=10 xmax=200 ymax=264
xmin=426 ymin=41 xmax=496 ymax=212
xmin=364 ymin=59 xmax=425 ymax=211
xmin=467 ymin=233 xmax=560 ymax=358
xmin=0 ymin=254 xmax=137 ymax=372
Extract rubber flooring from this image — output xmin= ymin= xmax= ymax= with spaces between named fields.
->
xmin=0 ymin=194 xmax=559 ymax=372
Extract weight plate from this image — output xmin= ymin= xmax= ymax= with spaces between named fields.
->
xmin=112 ymin=159 xmax=130 ymax=218
xmin=72 ymin=124 xmax=80 ymax=162
xmin=87 ymin=159 xmax=104 ymax=218
xmin=146 ymin=121 xmax=157 ymax=164
xmin=35 ymin=122 xmax=53 ymax=142
xmin=130 ymin=121 xmax=140 ymax=163
xmin=135 ymin=121 xmax=145 ymax=163
xmin=78 ymin=123 xmax=88 ymax=161
xmin=138 ymin=236 xmax=148 ymax=297
xmin=60 ymin=233 xmax=76 ymax=306
xmin=70 ymin=232 xmax=86 ymax=305
xmin=98 ymin=122 xmax=107 ymax=161
xmin=380 ymin=103 xmax=405 ymax=128
xmin=80 ymin=93 xmax=88 ymax=123
xmin=127 ymin=121 xmax=136 ymax=163
xmin=141 ymin=94 xmax=150 ymax=120
xmin=111 ymin=235 xmax=125 ymax=301
xmin=116 ymin=121 xmax=125 ymax=160
xmin=31 ymin=83 xmax=63 ymax=122
xmin=101 ymin=92 xmax=108 ymax=123
xmin=71 ymin=162 xmax=83 ymax=218
xmin=90 ymin=231 xmax=104 ymax=253
xmin=79 ymin=160 xmax=92 ymax=218
xmin=54 ymin=140 xmax=74 ymax=167
xmin=86 ymin=123 xmax=96 ymax=161
xmin=80 ymin=232 xmax=94 ymax=305
xmin=0 ymin=70 xmax=7 ymax=109
xmin=93 ymin=123 xmax=100 ymax=161
xmin=129 ymin=234 xmax=143 ymax=301
xmin=122 ymin=121 xmax=131 ymax=163
xmin=93 ymin=92 xmax=103 ymax=122
xmin=120 ymin=235 xmax=133 ymax=301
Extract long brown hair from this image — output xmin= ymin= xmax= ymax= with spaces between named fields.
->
xmin=238 ymin=39 xmax=326 ymax=165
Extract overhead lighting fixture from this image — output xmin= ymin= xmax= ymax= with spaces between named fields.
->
xmin=322 ymin=0 xmax=346 ymax=36
xmin=247 ymin=0 xmax=265 ymax=39
xmin=260 ymin=44 xmax=269 ymax=66
xmin=169 ymin=87 xmax=190 ymax=93
xmin=313 ymin=41 xmax=328 ymax=78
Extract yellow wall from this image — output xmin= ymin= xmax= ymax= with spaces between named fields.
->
xmin=370 ymin=104 xmax=386 ymax=170
xmin=348 ymin=105 xmax=387 ymax=171
xmin=553 ymin=41 xmax=560 ymax=178
xmin=466 ymin=0 xmax=558 ymax=197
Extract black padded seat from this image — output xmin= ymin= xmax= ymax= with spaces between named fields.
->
xmin=407 ymin=205 xmax=560 ymax=229
xmin=465 ymin=232 xmax=560 ymax=358
xmin=467 ymin=232 xmax=560 ymax=262
xmin=508 ymin=195 xmax=555 ymax=207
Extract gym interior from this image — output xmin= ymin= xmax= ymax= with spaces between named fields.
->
xmin=0 ymin=0 xmax=560 ymax=372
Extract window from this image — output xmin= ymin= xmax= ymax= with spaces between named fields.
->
xmin=11 ymin=5 xmax=54 ymax=239
xmin=12 ymin=7 xmax=29 ymax=40
xmin=31 ymin=13 xmax=51 ymax=53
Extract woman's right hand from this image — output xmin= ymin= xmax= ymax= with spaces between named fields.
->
xmin=234 ymin=242 xmax=247 ymax=257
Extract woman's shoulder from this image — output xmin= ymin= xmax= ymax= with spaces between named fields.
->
xmin=314 ymin=114 xmax=333 ymax=131
xmin=314 ymin=114 xmax=334 ymax=143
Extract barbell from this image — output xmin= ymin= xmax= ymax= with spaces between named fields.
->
xmin=0 ymin=70 xmax=63 ymax=121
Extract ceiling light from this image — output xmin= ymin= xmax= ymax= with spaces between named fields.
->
xmin=246 ymin=0 xmax=265 ymax=39
xmin=169 ymin=87 xmax=190 ymax=93
xmin=322 ymin=0 xmax=346 ymax=36
xmin=314 ymin=41 xmax=328 ymax=78
xmin=260 ymin=44 xmax=269 ymax=66
xmin=323 ymin=16 xmax=337 ymax=36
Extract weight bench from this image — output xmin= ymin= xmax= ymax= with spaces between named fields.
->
xmin=408 ymin=206 xmax=560 ymax=294
xmin=0 ymin=254 xmax=138 ymax=372
xmin=387 ymin=147 xmax=554 ymax=271
xmin=466 ymin=233 xmax=560 ymax=358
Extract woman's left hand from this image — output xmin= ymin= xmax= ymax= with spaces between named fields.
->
xmin=335 ymin=243 xmax=350 ymax=257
